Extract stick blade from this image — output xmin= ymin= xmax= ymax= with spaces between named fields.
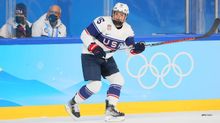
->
xmin=196 ymin=18 xmax=220 ymax=39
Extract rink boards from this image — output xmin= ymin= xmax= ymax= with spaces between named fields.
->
xmin=0 ymin=35 xmax=220 ymax=119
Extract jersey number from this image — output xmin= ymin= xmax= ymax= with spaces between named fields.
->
xmin=97 ymin=17 xmax=105 ymax=24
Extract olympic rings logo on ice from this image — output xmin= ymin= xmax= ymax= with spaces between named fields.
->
xmin=126 ymin=52 xmax=194 ymax=89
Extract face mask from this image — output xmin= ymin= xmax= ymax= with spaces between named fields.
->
xmin=15 ymin=16 xmax=25 ymax=24
xmin=48 ymin=14 xmax=58 ymax=28
xmin=48 ymin=14 xmax=58 ymax=23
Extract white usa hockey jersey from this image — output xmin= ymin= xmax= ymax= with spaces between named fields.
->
xmin=81 ymin=16 xmax=135 ymax=59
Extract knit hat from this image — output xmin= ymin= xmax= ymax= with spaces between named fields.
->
xmin=15 ymin=3 xmax=27 ymax=17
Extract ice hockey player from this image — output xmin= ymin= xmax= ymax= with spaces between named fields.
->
xmin=66 ymin=2 xmax=145 ymax=122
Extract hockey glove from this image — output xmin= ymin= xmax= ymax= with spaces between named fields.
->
xmin=88 ymin=43 xmax=106 ymax=58
xmin=130 ymin=42 xmax=145 ymax=54
xmin=16 ymin=25 xmax=26 ymax=38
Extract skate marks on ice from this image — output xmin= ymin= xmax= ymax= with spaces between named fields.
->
xmin=0 ymin=110 xmax=220 ymax=123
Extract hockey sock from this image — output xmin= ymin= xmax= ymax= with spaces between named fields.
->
xmin=74 ymin=85 xmax=94 ymax=103
xmin=107 ymin=84 xmax=122 ymax=106
xmin=74 ymin=81 xmax=102 ymax=104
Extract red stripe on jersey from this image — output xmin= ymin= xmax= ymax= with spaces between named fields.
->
xmin=85 ymin=29 xmax=91 ymax=35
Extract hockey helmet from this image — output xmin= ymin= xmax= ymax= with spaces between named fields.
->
xmin=112 ymin=2 xmax=129 ymax=16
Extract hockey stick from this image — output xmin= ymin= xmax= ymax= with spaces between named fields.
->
xmin=145 ymin=18 xmax=220 ymax=47
xmin=106 ymin=18 xmax=220 ymax=53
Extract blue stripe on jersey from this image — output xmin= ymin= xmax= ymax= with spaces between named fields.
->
xmin=125 ymin=37 xmax=135 ymax=46
xmin=86 ymin=21 xmax=130 ymax=50
xmin=107 ymin=84 xmax=122 ymax=98
xmin=101 ymin=33 xmax=124 ymax=42
xmin=86 ymin=22 xmax=100 ymax=37
xmin=88 ymin=22 xmax=124 ymax=42
xmin=96 ymin=33 xmax=125 ymax=50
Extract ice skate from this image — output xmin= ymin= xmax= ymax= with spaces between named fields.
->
xmin=105 ymin=100 xmax=125 ymax=122
xmin=65 ymin=100 xmax=80 ymax=119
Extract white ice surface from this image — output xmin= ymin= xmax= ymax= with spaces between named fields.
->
xmin=1 ymin=110 xmax=220 ymax=123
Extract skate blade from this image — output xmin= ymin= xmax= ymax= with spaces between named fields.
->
xmin=105 ymin=115 xmax=125 ymax=122
xmin=65 ymin=104 xmax=79 ymax=120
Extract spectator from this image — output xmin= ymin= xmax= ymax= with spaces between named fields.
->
xmin=0 ymin=3 xmax=32 ymax=38
xmin=0 ymin=29 xmax=2 ymax=38
xmin=32 ymin=5 xmax=66 ymax=37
